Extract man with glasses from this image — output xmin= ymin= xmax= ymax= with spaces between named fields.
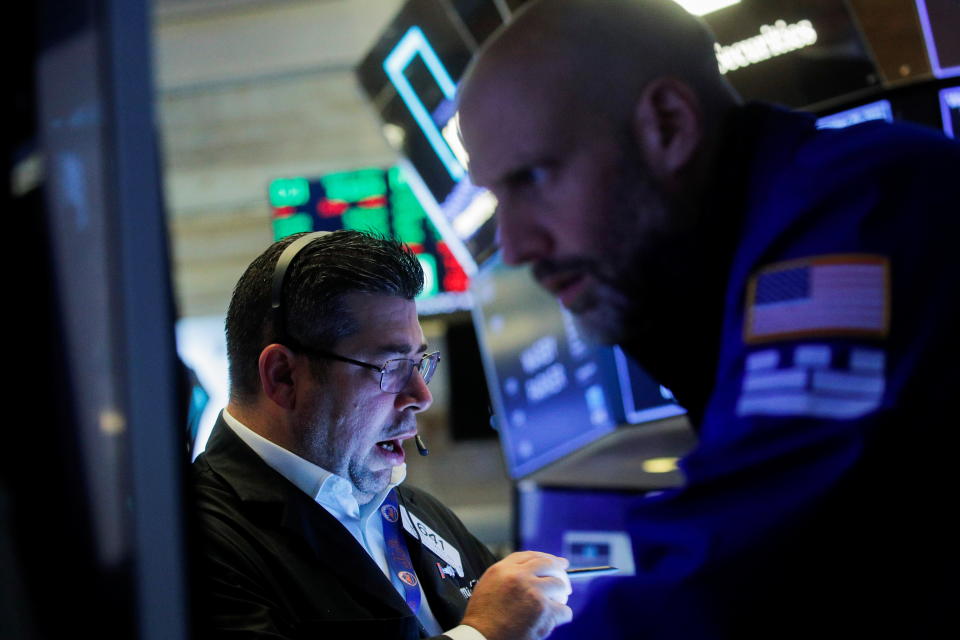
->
xmin=192 ymin=230 xmax=571 ymax=640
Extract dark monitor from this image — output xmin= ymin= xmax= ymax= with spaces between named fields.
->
xmin=356 ymin=0 xmax=513 ymax=272
xmin=613 ymin=347 xmax=686 ymax=425
xmin=699 ymin=0 xmax=880 ymax=108
xmin=9 ymin=0 xmax=189 ymax=636
xmin=811 ymin=77 xmax=958 ymax=133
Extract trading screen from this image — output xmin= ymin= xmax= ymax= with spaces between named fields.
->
xmin=471 ymin=255 xmax=683 ymax=478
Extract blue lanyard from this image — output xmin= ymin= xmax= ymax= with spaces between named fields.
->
xmin=379 ymin=489 xmax=421 ymax=615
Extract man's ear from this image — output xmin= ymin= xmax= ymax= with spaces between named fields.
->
xmin=258 ymin=344 xmax=300 ymax=410
xmin=630 ymin=77 xmax=703 ymax=189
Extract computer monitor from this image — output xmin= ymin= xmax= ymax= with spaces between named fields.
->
xmin=356 ymin=1 xmax=507 ymax=273
xmin=471 ymin=254 xmax=684 ymax=478
xmin=816 ymin=99 xmax=894 ymax=129
xmin=268 ymin=166 xmax=470 ymax=315
xmin=940 ymin=85 xmax=959 ymax=137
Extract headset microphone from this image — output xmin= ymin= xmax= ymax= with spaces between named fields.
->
xmin=415 ymin=434 xmax=430 ymax=456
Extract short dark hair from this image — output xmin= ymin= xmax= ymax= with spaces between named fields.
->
xmin=225 ymin=230 xmax=424 ymax=402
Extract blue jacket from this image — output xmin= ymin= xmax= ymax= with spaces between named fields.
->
xmin=552 ymin=104 xmax=960 ymax=638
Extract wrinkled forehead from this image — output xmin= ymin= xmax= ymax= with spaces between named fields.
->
xmin=338 ymin=293 xmax=426 ymax=355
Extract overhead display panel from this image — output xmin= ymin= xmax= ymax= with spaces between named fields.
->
xmin=269 ymin=166 xmax=470 ymax=315
xmin=356 ymin=0 xmax=503 ymax=274
xmin=700 ymin=0 xmax=879 ymax=107
xmin=940 ymin=85 xmax=960 ymax=137
xmin=917 ymin=0 xmax=960 ymax=78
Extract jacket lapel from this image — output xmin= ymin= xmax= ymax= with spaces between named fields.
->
xmin=203 ymin=415 xmax=413 ymax=619
xmin=280 ymin=490 xmax=412 ymax=616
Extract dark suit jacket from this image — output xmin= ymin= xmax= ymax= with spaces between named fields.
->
xmin=192 ymin=415 xmax=497 ymax=639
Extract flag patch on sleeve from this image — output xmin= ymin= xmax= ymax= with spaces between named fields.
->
xmin=744 ymin=254 xmax=889 ymax=344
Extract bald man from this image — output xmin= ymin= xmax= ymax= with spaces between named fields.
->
xmin=459 ymin=0 xmax=960 ymax=637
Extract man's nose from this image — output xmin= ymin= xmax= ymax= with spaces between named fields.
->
xmin=396 ymin=367 xmax=433 ymax=413
xmin=497 ymin=204 xmax=551 ymax=266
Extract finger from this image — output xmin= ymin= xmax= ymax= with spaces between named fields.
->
xmin=548 ymin=601 xmax=574 ymax=625
xmin=551 ymin=569 xmax=572 ymax=593
xmin=537 ymin=575 xmax=572 ymax=604
xmin=509 ymin=550 xmax=560 ymax=564
xmin=516 ymin=553 xmax=571 ymax=574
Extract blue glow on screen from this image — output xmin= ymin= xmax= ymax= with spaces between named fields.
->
xmin=940 ymin=86 xmax=960 ymax=138
xmin=816 ymin=99 xmax=893 ymax=130
xmin=383 ymin=26 xmax=465 ymax=181
xmin=471 ymin=256 xmax=618 ymax=478
xmin=613 ymin=347 xmax=685 ymax=424
xmin=471 ymin=254 xmax=685 ymax=478
xmin=916 ymin=0 xmax=960 ymax=79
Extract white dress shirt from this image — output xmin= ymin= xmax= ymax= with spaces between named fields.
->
xmin=221 ymin=410 xmax=485 ymax=640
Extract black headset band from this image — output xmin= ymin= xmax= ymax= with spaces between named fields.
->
xmin=270 ymin=231 xmax=330 ymax=344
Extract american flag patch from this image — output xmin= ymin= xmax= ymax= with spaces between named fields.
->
xmin=744 ymin=255 xmax=889 ymax=344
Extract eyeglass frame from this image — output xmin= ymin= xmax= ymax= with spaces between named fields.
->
xmin=285 ymin=340 xmax=440 ymax=394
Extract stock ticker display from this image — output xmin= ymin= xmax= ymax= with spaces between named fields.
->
xmin=268 ymin=166 xmax=469 ymax=314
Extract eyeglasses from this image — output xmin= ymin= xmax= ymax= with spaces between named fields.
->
xmin=290 ymin=343 xmax=440 ymax=394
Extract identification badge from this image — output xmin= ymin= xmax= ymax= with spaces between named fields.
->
xmin=400 ymin=505 xmax=464 ymax=577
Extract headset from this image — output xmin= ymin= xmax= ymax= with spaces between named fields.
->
xmin=270 ymin=231 xmax=430 ymax=456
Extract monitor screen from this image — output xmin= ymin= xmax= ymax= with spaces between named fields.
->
xmin=700 ymin=0 xmax=880 ymax=108
xmin=470 ymin=255 xmax=621 ymax=478
xmin=357 ymin=1 xmax=505 ymax=273
xmin=916 ymin=0 xmax=960 ymax=79
xmin=940 ymin=85 xmax=960 ymax=137
xmin=268 ymin=166 xmax=470 ymax=315
xmin=613 ymin=347 xmax=686 ymax=425
xmin=816 ymin=99 xmax=894 ymax=129
xmin=470 ymin=254 xmax=686 ymax=477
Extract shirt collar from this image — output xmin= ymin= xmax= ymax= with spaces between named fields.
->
xmin=221 ymin=409 xmax=404 ymax=520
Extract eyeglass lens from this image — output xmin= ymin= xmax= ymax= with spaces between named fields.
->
xmin=381 ymin=353 xmax=439 ymax=393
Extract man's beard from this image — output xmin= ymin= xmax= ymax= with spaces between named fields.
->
xmin=347 ymin=461 xmax=391 ymax=504
xmin=295 ymin=413 xmax=391 ymax=505
xmin=565 ymin=271 xmax=636 ymax=346
xmin=538 ymin=151 xmax=674 ymax=347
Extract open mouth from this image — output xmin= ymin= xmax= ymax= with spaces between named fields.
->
xmin=377 ymin=440 xmax=400 ymax=452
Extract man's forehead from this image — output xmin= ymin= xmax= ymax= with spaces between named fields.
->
xmin=338 ymin=293 xmax=426 ymax=354
xmin=460 ymin=65 xmax=573 ymax=182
